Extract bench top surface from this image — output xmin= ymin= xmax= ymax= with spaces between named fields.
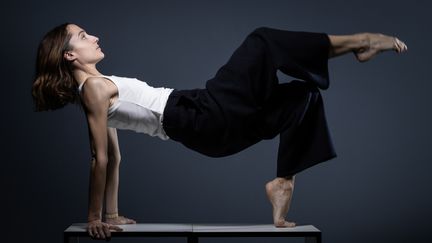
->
xmin=65 ymin=223 xmax=320 ymax=233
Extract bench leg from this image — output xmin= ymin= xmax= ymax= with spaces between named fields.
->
xmin=305 ymin=235 xmax=321 ymax=243
xmin=188 ymin=236 xmax=198 ymax=243
xmin=64 ymin=236 xmax=79 ymax=243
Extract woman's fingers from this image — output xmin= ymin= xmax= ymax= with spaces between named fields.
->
xmin=99 ymin=223 xmax=123 ymax=239
xmin=88 ymin=229 xmax=94 ymax=238
xmin=122 ymin=217 xmax=136 ymax=224
xmin=88 ymin=222 xmax=123 ymax=240
xmin=97 ymin=225 xmax=107 ymax=239
xmin=109 ymin=224 xmax=124 ymax=231
xmin=121 ymin=216 xmax=137 ymax=224
xmin=108 ymin=216 xmax=137 ymax=225
xmin=88 ymin=222 xmax=124 ymax=239
xmin=104 ymin=224 xmax=113 ymax=239
xmin=90 ymin=226 xmax=99 ymax=238
xmin=128 ymin=218 xmax=137 ymax=224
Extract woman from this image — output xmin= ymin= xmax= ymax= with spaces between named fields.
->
xmin=32 ymin=23 xmax=407 ymax=240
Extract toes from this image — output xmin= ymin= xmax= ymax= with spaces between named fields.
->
xmin=397 ymin=40 xmax=404 ymax=53
xmin=394 ymin=38 xmax=408 ymax=53
xmin=283 ymin=221 xmax=296 ymax=227
xmin=275 ymin=220 xmax=296 ymax=228
xmin=401 ymin=41 xmax=408 ymax=52
xmin=120 ymin=216 xmax=137 ymax=224
xmin=393 ymin=38 xmax=401 ymax=52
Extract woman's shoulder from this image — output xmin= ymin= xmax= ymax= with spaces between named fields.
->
xmin=81 ymin=76 xmax=111 ymax=90
xmin=84 ymin=76 xmax=108 ymax=84
xmin=80 ymin=76 xmax=112 ymax=100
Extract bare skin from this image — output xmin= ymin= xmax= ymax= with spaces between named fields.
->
xmin=266 ymin=32 xmax=408 ymax=228
xmin=106 ymin=215 xmax=137 ymax=225
xmin=266 ymin=176 xmax=296 ymax=227
xmin=63 ymin=24 xmax=137 ymax=240
xmin=327 ymin=32 xmax=408 ymax=61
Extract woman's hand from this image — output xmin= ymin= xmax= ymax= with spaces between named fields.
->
xmin=106 ymin=215 xmax=137 ymax=225
xmin=87 ymin=219 xmax=123 ymax=240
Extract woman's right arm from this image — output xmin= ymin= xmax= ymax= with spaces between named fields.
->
xmin=80 ymin=77 xmax=122 ymax=239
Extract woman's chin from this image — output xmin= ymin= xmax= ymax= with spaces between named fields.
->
xmin=96 ymin=54 xmax=105 ymax=62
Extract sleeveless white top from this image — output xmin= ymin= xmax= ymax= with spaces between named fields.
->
xmin=78 ymin=75 xmax=174 ymax=140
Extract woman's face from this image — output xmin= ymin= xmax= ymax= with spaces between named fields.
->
xmin=64 ymin=24 xmax=104 ymax=65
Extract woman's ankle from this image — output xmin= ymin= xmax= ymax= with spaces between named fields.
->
xmin=328 ymin=33 xmax=368 ymax=58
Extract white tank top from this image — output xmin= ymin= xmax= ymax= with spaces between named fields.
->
xmin=78 ymin=75 xmax=174 ymax=140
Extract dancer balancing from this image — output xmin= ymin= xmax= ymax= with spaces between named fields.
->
xmin=32 ymin=23 xmax=407 ymax=240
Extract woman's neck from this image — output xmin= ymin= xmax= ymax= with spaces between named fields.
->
xmin=73 ymin=66 xmax=103 ymax=86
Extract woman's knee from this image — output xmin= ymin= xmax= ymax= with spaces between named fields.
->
xmin=249 ymin=26 xmax=270 ymax=38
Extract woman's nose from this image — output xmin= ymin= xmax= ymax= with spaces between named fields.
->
xmin=90 ymin=35 xmax=99 ymax=43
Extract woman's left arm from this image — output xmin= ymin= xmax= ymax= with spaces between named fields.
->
xmin=107 ymin=127 xmax=121 ymax=163
xmin=105 ymin=127 xmax=121 ymax=216
xmin=105 ymin=128 xmax=137 ymax=225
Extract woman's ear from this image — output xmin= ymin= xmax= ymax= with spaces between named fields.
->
xmin=63 ymin=51 xmax=76 ymax=62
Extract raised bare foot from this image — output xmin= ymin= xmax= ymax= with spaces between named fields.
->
xmin=106 ymin=215 xmax=137 ymax=225
xmin=354 ymin=33 xmax=408 ymax=62
xmin=265 ymin=177 xmax=296 ymax=227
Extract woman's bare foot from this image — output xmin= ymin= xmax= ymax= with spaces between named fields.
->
xmin=265 ymin=176 xmax=296 ymax=227
xmin=354 ymin=33 xmax=408 ymax=62
xmin=106 ymin=215 xmax=137 ymax=225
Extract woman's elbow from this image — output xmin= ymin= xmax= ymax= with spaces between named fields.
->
xmin=108 ymin=154 xmax=121 ymax=165
xmin=94 ymin=155 xmax=109 ymax=167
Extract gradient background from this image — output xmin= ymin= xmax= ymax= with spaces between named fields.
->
xmin=2 ymin=0 xmax=431 ymax=242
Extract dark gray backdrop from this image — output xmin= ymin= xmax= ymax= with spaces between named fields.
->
xmin=2 ymin=0 xmax=431 ymax=242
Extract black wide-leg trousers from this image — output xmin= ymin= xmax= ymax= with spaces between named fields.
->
xmin=162 ymin=27 xmax=337 ymax=177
